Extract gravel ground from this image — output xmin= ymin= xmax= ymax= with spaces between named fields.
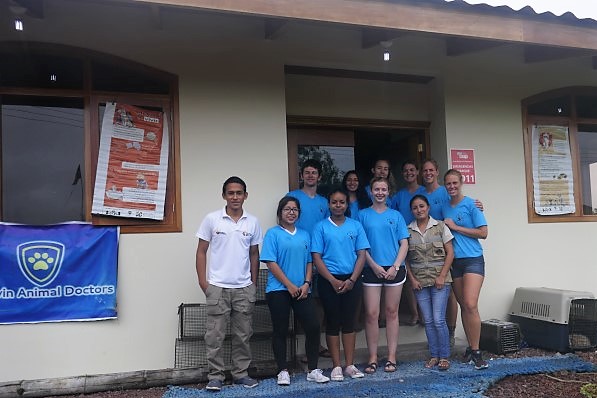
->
xmin=51 ymin=348 xmax=597 ymax=398
xmin=484 ymin=349 xmax=597 ymax=398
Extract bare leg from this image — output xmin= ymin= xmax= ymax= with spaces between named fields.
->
xmin=453 ymin=274 xmax=484 ymax=350
xmin=326 ymin=335 xmax=342 ymax=368
xmin=384 ymin=284 xmax=403 ymax=364
xmin=363 ymin=286 xmax=382 ymax=364
xmin=342 ymin=332 xmax=356 ymax=366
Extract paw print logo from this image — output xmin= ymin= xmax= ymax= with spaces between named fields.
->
xmin=17 ymin=241 xmax=65 ymax=287
xmin=28 ymin=252 xmax=54 ymax=271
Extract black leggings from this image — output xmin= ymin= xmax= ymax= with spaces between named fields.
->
xmin=266 ymin=290 xmax=320 ymax=372
xmin=317 ymin=274 xmax=362 ymax=336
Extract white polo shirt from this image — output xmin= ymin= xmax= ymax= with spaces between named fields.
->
xmin=196 ymin=207 xmax=262 ymax=288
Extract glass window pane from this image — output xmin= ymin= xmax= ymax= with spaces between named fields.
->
xmin=576 ymin=96 xmax=597 ymax=119
xmin=1 ymin=96 xmax=85 ymax=224
xmin=92 ymin=61 xmax=170 ymax=94
xmin=527 ymin=96 xmax=570 ymax=117
xmin=297 ymin=145 xmax=355 ymax=197
xmin=0 ymin=53 xmax=83 ymax=89
xmin=577 ymin=125 xmax=597 ymax=215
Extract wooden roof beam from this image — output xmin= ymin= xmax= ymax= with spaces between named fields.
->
xmin=13 ymin=0 xmax=44 ymax=19
xmin=524 ymin=46 xmax=595 ymax=63
xmin=446 ymin=37 xmax=504 ymax=56
xmin=264 ymin=18 xmax=286 ymax=40
xmin=361 ymin=28 xmax=402 ymax=49
xmin=149 ymin=4 xmax=163 ymax=29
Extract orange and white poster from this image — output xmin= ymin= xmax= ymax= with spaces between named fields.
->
xmin=92 ymin=103 xmax=169 ymax=220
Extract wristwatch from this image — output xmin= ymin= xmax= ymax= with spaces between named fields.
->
xmin=304 ymin=280 xmax=312 ymax=287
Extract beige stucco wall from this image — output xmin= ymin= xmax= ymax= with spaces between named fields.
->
xmin=1 ymin=0 xmax=596 ymax=382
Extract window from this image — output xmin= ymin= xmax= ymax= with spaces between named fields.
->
xmin=523 ymin=87 xmax=597 ymax=222
xmin=0 ymin=43 xmax=181 ymax=233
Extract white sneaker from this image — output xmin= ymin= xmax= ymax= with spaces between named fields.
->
xmin=277 ymin=370 xmax=290 ymax=386
xmin=344 ymin=364 xmax=364 ymax=379
xmin=330 ymin=366 xmax=344 ymax=381
xmin=307 ymin=368 xmax=330 ymax=383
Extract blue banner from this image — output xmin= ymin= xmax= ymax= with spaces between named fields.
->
xmin=0 ymin=223 xmax=118 ymax=324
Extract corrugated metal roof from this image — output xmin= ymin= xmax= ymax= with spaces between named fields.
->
xmin=434 ymin=0 xmax=597 ymax=26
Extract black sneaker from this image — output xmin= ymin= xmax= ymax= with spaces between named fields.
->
xmin=205 ymin=379 xmax=223 ymax=391
xmin=234 ymin=376 xmax=259 ymax=388
xmin=472 ymin=350 xmax=489 ymax=370
xmin=462 ymin=346 xmax=473 ymax=364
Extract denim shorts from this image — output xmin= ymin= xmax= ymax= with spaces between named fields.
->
xmin=451 ymin=255 xmax=485 ymax=278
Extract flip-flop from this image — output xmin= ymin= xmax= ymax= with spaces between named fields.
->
xmin=364 ymin=362 xmax=377 ymax=374
xmin=384 ymin=361 xmax=397 ymax=372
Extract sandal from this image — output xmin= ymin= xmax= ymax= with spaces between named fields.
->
xmin=384 ymin=361 xmax=397 ymax=372
xmin=364 ymin=362 xmax=377 ymax=374
xmin=424 ymin=357 xmax=439 ymax=369
xmin=438 ymin=358 xmax=450 ymax=371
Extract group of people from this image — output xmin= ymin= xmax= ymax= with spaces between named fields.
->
xmin=195 ymin=158 xmax=488 ymax=392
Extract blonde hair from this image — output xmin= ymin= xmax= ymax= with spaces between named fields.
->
xmin=443 ymin=168 xmax=463 ymax=183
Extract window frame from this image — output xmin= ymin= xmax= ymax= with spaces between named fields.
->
xmin=0 ymin=43 xmax=182 ymax=233
xmin=523 ymin=86 xmax=597 ymax=223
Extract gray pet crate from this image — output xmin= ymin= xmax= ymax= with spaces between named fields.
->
xmin=174 ymin=269 xmax=295 ymax=369
xmin=480 ymin=319 xmax=521 ymax=354
xmin=509 ymin=287 xmax=597 ymax=352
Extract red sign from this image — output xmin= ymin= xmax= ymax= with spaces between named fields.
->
xmin=450 ymin=149 xmax=476 ymax=184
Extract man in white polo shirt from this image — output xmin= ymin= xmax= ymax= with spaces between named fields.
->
xmin=196 ymin=176 xmax=263 ymax=392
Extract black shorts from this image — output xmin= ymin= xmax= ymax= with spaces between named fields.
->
xmin=361 ymin=265 xmax=407 ymax=286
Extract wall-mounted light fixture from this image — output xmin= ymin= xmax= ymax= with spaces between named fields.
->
xmin=380 ymin=40 xmax=392 ymax=62
xmin=9 ymin=1 xmax=27 ymax=31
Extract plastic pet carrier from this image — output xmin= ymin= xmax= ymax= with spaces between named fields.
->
xmin=509 ymin=287 xmax=597 ymax=352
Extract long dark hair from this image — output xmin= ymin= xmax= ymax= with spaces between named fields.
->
xmin=342 ymin=170 xmax=372 ymax=210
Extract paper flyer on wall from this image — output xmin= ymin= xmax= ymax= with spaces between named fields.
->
xmin=92 ymin=102 xmax=169 ymax=220
xmin=532 ymin=125 xmax=575 ymax=215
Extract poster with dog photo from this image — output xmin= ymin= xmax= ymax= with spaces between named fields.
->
xmin=92 ymin=102 xmax=169 ymax=220
xmin=531 ymin=125 xmax=574 ymax=215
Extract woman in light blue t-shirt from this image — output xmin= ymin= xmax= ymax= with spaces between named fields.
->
xmin=342 ymin=170 xmax=372 ymax=220
xmin=311 ymin=188 xmax=369 ymax=382
xmin=442 ymin=169 xmax=489 ymax=370
xmin=260 ymin=196 xmax=330 ymax=385
xmin=359 ymin=177 xmax=408 ymax=374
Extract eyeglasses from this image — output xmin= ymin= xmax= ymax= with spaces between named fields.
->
xmin=282 ymin=207 xmax=299 ymax=213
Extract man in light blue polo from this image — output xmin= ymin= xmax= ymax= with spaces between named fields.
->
xmin=196 ymin=176 xmax=263 ymax=392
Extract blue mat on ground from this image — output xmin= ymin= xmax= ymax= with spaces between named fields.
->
xmin=162 ymin=354 xmax=595 ymax=398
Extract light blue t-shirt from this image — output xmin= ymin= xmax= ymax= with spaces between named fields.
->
xmin=442 ymin=196 xmax=487 ymax=258
xmin=348 ymin=200 xmax=360 ymax=220
xmin=311 ymin=217 xmax=370 ymax=275
xmin=391 ymin=185 xmax=426 ymax=225
xmin=424 ymin=185 xmax=450 ymax=220
xmin=358 ymin=207 xmax=409 ymax=267
xmin=287 ymin=189 xmax=329 ymax=235
xmin=260 ymin=225 xmax=312 ymax=293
